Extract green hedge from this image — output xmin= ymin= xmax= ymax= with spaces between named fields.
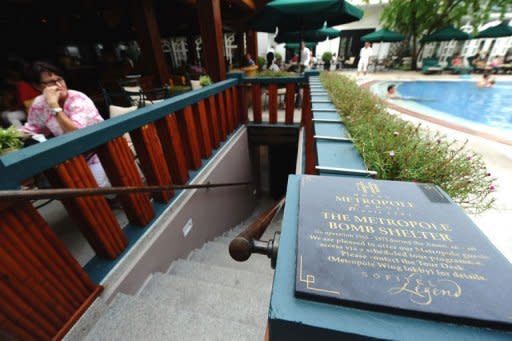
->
xmin=320 ymin=72 xmax=495 ymax=213
xmin=256 ymin=70 xmax=298 ymax=77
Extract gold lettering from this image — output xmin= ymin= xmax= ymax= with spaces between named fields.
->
xmin=328 ymin=222 xmax=375 ymax=234
xmin=322 ymin=211 xmax=351 ymax=222
xmin=378 ymin=228 xmax=453 ymax=242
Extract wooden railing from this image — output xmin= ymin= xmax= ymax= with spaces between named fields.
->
xmin=230 ymin=71 xmax=317 ymax=174
xmin=0 ymin=78 xmax=246 ymax=340
xmin=0 ymin=71 xmax=318 ymax=339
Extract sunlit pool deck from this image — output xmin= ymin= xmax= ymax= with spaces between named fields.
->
xmin=339 ymin=70 xmax=512 ymax=264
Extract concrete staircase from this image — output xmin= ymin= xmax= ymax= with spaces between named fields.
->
xmin=83 ymin=203 xmax=282 ymax=341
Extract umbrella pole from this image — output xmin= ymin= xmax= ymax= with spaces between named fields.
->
xmin=374 ymin=41 xmax=383 ymax=72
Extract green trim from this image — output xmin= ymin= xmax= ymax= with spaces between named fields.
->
xmin=242 ymin=76 xmax=307 ymax=85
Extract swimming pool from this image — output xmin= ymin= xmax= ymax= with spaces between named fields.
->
xmin=396 ymin=81 xmax=512 ymax=132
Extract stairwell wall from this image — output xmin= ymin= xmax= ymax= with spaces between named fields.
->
xmin=97 ymin=127 xmax=256 ymax=302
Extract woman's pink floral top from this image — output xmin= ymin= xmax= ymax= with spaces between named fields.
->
xmin=23 ymin=90 xmax=103 ymax=136
xmin=22 ymin=90 xmax=104 ymax=164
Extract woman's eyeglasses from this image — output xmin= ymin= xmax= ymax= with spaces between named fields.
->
xmin=40 ymin=77 xmax=65 ymax=87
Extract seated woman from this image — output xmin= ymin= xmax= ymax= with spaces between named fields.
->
xmin=242 ymin=53 xmax=255 ymax=67
xmin=21 ymin=61 xmax=111 ymax=187
xmin=472 ymin=54 xmax=491 ymax=73
xmin=451 ymin=53 xmax=463 ymax=67
xmin=490 ymin=56 xmax=504 ymax=72
xmin=266 ymin=51 xmax=280 ymax=72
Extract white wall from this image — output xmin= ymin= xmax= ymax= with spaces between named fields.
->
xmin=257 ymin=33 xmax=273 ymax=57
xmin=257 ymin=32 xmax=286 ymax=62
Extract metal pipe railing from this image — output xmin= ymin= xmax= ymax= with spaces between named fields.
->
xmin=0 ymin=181 xmax=251 ymax=208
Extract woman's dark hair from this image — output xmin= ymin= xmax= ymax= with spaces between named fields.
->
xmin=266 ymin=51 xmax=274 ymax=69
xmin=27 ymin=61 xmax=64 ymax=84
xmin=387 ymin=84 xmax=395 ymax=92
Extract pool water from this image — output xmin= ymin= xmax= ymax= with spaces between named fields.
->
xmin=397 ymin=81 xmax=512 ymax=132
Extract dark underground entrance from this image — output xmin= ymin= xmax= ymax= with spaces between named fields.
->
xmin=247 ymin=124 xmax=301 ymax=200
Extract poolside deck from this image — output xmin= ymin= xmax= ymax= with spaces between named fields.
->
xmin=343 ymin=70 xmax=512 ymax=263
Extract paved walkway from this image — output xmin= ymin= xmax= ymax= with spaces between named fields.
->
xmin=341 ymin=70 xmax=512 ymax=262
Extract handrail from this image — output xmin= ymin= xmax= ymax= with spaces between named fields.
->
xmin=229 ymin=198 xmax=284 ymax=267
xmin=0 ymin=79 xmax=238 ymax=189
xmin=0 ymin=181 xmax=251 ymax=205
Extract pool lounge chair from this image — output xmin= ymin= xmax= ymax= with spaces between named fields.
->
xmin=501 ymin=64 xmax=512 ymax=74
xmin=421 ymin=57 xmax=443 ymax=74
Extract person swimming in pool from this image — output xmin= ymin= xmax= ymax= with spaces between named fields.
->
xmin=386 ymin=84 xmax=435 ymax=102
xmin=387 ymin=84 xmax=398 ymax=98
xmin=477 ymin=73 xmax=495 ymax=88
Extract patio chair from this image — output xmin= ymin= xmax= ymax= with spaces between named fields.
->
xmin=118 ymin=79 xmax=171 ymax=107
xmin=100 ymin=88 xmax=138 ymax=153
xmin=421 ymin=57 xmax=443 ymax=74
xmin=373 ymin=58 xmax=386 ymax=72
xmin=343 ymin=57 xmax=356 ymax=68
xmin=263 ymin=86 xmax=288 ymax=110
xmin=502 ymin=64 xmax=512 ymax=74
xmin=383 ymin=56 xmax=399 ymax=70
xmin=100 ymin=87 xmax=136 ymax=126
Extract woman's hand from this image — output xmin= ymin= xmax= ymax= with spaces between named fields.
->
xmin=43 ymin=85 xmax=61 ymax=108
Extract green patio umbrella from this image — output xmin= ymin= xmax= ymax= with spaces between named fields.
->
xmin=420 ymin=25 xmax=471 ymax=43
xmin=285 ymin=42 xmax=317 ymax=49
xmin=249 ymin=0 xmax=363 ymax=33
xmin=476 ymin=21 xmax=512 ymax=38
xmin=361 ymin=28 xmax=405 ymax=43
xmin=275 ymin=27 xmax=340 ymax=43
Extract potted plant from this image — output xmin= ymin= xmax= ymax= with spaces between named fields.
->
xmin=322 ymin=52 xmax=333 ymax=70
xmin=275 ymin=52 xmax=283 ymax=67
xmin=0 ymin=126 xmax=24 ymax=155
xmin=199 ymin=75 xmax=212 ymax=87
xmin=257 ymin=56 xmax=266 ymax=71
xmin=188 ymin=64 xmax=205 ymax=90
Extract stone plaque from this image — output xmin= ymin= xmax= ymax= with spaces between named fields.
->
xmin=295 ymin=175 xmax=512 ymax=330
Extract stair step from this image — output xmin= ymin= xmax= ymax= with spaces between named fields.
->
xmin=168 ymin=259 xmax=273 ymax=294
xmin=224 ymin=211 xmax=283 ymax=240
xmin=85 ymin=293 xmax=264 ymax=341
xmin=213 ymin=236 xmax=237 ymax=245
xmin=189 ymin=241 xmax=272 ymax=274
xmin=223 ymin=229 xmax=245 ymax=238
xmin=261 ymin=219 xmax=282 ymax=240
xmin=222 ymin=222 xmax=281 ymax=240
xmin=139 ymin=273 xmax=270 ymax=328
xmin=229 ymin=223 xmax=249 ymax=234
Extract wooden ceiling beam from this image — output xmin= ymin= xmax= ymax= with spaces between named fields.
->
xmin=182 ymin=0 xmax=257 ymax=11
xmin=229 ymin=0 xmax=256 ymax=11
